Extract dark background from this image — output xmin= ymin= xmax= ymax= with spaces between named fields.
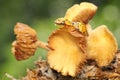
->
xmin=0 ymin=0 xmax=120 ymax=79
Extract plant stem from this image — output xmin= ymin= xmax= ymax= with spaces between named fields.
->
xmin=36 ymin=40 xmax=51 ymax=51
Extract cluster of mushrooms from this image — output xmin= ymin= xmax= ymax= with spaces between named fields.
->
xmin=12 ymin=2 xmax=118 ymax=78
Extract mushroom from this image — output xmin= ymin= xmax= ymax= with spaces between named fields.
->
xmin=12 ymin=23 xmax=38 ymax=60
xmin=47 ymin=26 xmax=86 ymax=76
xmin=47 ymin=2 xmax=97 ymax=76
xmin=12 ymin=23 xmax=49 ymax=60
xmin=87 ymin=25 xmax=118 ymax=67
xmin=64 ymin=2 xmax=97 ymax=24
xmin=55 ymin=2 xmax=97 ymax=36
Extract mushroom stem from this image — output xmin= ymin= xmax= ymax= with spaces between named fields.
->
xmin=36 ymin=40 xmax=51 ymax=51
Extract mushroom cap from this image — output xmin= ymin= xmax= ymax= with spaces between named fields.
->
xmin=64 ymin=2 xmax=97 ymax=23
xmin=12 ymin=23 xmax=37 ymax=60
xmin=87 ymin=25 xmax=118 ymax=67
xmin=47 ymin=26 xmax=86 ymax=76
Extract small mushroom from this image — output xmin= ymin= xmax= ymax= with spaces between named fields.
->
xmin=12 ymin=23 xmax=49 ymax=60
xmin=55 ymin=2 xmax=97 ymax=36
xmin=12 ymin=23 xmax=38 ymax=60
xmin=47 ymin=26 xmax=86 ymax=76
xmin=64 ymin=2 xmax=97 ymax=24
xmin=87 ymin=25 xmax=118 ymax=67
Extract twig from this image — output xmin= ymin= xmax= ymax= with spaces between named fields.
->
xmin=5 ymin=73 xmax=17 ymax=80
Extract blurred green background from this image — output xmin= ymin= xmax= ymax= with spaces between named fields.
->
xmin=0 ymin=0 xmax=120 ymax=79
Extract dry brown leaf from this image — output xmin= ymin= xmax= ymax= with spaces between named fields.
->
xmin=107 ymin=73 xmax=120 ymax=78
xmin=64 ymin=2 xmax=97 ymax=23
xmin=87 ymin=25 xmax=118 ymax=67
xmin=47 ymin=26 xmax=86 ymax=77
xmin=12 ymin=22 xmax=38 ymax=60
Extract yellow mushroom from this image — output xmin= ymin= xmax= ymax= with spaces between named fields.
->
xmin=64 ymin=2 xmax=97 ymax=23
xmin=47 ymin=26 xmax=86 ymax=76
xmin=47 ymin=2 xmax=98 ymax=77
xmin=87 ymin=25 xmax=118 ymax=67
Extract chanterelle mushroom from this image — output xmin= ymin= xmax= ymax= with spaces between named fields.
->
xmin=47 ymin=2 xmax=97 ymax=77
xmin=64 ymin=2 xmax=97 ymax=23
xmin=47 ymin=26 xmax=86 ymax=76
xmin=87 ymin=25 xmax=118 ymax=67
